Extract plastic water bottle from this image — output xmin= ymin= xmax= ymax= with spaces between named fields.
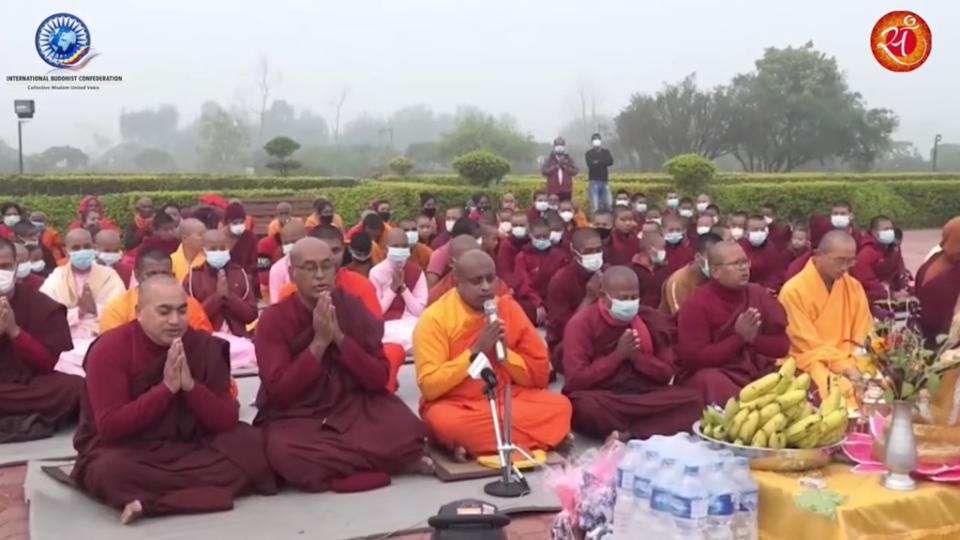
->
xmin=613 ymin=440 xmax=644 ymax=538
xmin=729 ymin=457 xmax=758 ymax=540
xmin=628 ymin=449 xmax=660 ymax=533
xmin=649 ymin=457 xmax=680 ymax=538
xmin=672 ymin=464 xmax=710 ymax=540
xmin=705 ymin=461 xmax=736 ymax=540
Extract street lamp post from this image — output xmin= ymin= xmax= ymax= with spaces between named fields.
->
xmin=14 ymin=100 xmax=35 ymax=175
xmin=932 ymin=134 xmax=942 ymax=172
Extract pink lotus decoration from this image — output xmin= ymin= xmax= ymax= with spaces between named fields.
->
xmin=842 ymin=412 xmax=960 ymax=483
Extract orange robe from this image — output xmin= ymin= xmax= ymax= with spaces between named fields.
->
xmin=266 ymin=217 xmax=303 ymax=238
xmin=277 ymin=270 xmax=406 ymax=392
xmin=304 ymin=213 xmax=345 ymax=232
xmin=411 ymin=243 xmax=433 ymax=271
xmin=413 ymin=290 xmax=571 ymax=455
xmin=100 ymin=288 xmax=214 ymax=334
xmin=171 ymin=244 xmax=205 ymax=285
xmin=779 ymin=259 xmax=873 ymax=406
xmin=41 ymin=227 xmax=67 ymax=265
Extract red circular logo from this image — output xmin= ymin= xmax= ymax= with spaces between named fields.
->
xmin=871 ymin=11 xmax=931 ymax=72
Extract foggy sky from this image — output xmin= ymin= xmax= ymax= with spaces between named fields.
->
xmin=0 ymin=0 xmax=954 ymax=155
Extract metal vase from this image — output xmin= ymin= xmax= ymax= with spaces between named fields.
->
xmin=882 ymin=400 xmax=918 ymax=491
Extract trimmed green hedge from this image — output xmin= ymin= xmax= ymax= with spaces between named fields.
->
xmin=11 ymin=179 xmax=960 ymax=232
xmin=0 ymin=175 xmax=360 ymax=196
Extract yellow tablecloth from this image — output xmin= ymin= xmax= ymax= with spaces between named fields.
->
xmin=754 ymin=464 xmax=960 ymax=540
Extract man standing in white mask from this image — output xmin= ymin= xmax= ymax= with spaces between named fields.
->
xmin=585 ymin=133 xmax=615 ymax=213
xmin=541 ymin=137 xmax=579 ymax=201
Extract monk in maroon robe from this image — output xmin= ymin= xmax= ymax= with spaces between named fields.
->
xmin=785 ymin=215 xmax=832 ymax=281
xmin=739 ymin=215 xmax=787 ymax=293
xmin=630 ymin=232 xmax=671 ymax=308
xmin=916 ymin=217 xmax=960 ymax=345
xmin=663 ymin=215 xmax=694 ymax=276
xmin=514 ymin=218 xmax=570 ymax=326
xmin=850 ymin=216 xmax=908 ymax=303
xmin=135 ymin=211 xmax=182 ymax=256
xmin=254 ymin=237 xmax=429 ymax=493
xmin=605 ymin=206 xmax=640 ymax=266
xmin=677 ymin=241 xmax=790 ymax=404
xmin=761 ymin=203 xmax=792 ymax=250
xmin=72 ymin=275 xmax=276 ymax=523
xmin=223 ymin=202 xmax=259 ymax=291
xmin=525 ymin=191 xmax=550 ymax=225
xmin=496 ymin=212 xmax=530 ymax=283
xmin=187 ymin=230 xmax=258 ymax=337
xmin=784 ymin=227 xmax=810 ymax=266
xmin=545 ymin=228 xmax=604 ymax=372
xmin=563 ymin=267 xmax=703 ymax=441
xmin=0 ymin=239 xmax=81 ymax=443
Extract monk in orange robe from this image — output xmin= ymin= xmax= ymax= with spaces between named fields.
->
xmin=779 ymin=231 xmax=872 ymax=406
xmin=101 ymin=248 xmax=213 ymax=334
xmin=254 ymin=238 xmax=429 ymax=492
xmin=414 ymin=250 xmax=571 ymax=460
xmin=72 ymin=275 xmax=277 ymax=523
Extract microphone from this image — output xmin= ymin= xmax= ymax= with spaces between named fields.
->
xmin=483 ymin=299 xmax=506 ymax=363
xmin=468 ymin=352 xmax=498 ymax=390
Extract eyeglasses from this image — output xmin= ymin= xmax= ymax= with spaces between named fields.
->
xmin=715 ymin=258 xmax=751 ymax=269
xmin=293 ymin=260 xmax=335 ymax=274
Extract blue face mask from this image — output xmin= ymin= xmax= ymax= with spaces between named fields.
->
xmin=387 ymin=246 xmax=411 ymax=264
xmin=607 ymin=296 xmax=640 ymax=322
xmin=532 ymin=238 xmax=552 ymax=251
xmin=664 ymin=231 xmax=684 ymax=245
xmin=31 ymin=221 xmax=46 ymax=232
xmin=69 ymin=248 xmax=96 ymax=271
xmin=877 ymin=229 xmax=896 ymax=245
xmin=205 ymin=249 xmax=231 ymax=270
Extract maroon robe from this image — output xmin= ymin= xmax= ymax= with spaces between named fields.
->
xmin=915 ymin=253 xmax=960 ymax=345
xmin=850 ymin=235 xmax=907 ymax=302
xmin=229 ymin=229 xmax=260 ymax=298
xmin=19 ymin=273 xmax=44 ymax=291
xmin=525 ymin=207 xmax=544 ymax=224
xmin=72 ymin=322 xmax=276 ymax=515
xmin=137 ymin=234 xmax=181 ymax=256
xmin=784 ymin=246 xmax=809 ymax=267
xmin=496 ymin=236 xmax=528 ymax=287
xmin=257 ymin=235 xmax=283 ymax=293
xmin=562 ymin=303 xmax=703 ymax=439
xmin=738 ymin=238 xmax=787 ymax=292
xmin=785 ymin=252 xmax=811 ymax=282
xmin=111 ymin=261 xmax=133 ymax=288
xmin=664 ymin=240 xmax=695 ymax=276
xmin=0 ymin=285 xmax=81 ymax=443
xmin=383 ymin=262 xmax=423 ymax=321
xmin=545 ymin=261 xmax=596 ymax=372
xmin=253 ymin=291 xmax=427 ymax=492
xmin=605 ymin=230 xmax=639 ymax=266
xmin=514 ymin=245 xmax=570 ymax=316
xmin=187 ymin=263 xmax=258 ymax=337
xmin=676 ymin=280 xmax=790 ymax=405
xmin=630 ymin=257 xmax=670 ymax=308
xmin=429 ymin=231 xmax=451 ymax=250
xmin=768 ymin=222 xmax=792 ymax=250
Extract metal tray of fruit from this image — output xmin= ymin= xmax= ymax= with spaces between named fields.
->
xmin=693 ymin=421 xmax=842 ymax=472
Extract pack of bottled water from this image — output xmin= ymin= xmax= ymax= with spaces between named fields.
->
xmin=612 ymin=434 xmax=757 ymax=540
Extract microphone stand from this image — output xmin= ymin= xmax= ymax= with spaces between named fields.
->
xmin=482 ymin=378 xmax=535 ymax=498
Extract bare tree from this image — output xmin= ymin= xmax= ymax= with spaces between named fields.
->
xmin=255 ymin=57 xmax=281 ymax=143
xmin=330 ymin=86 xmax=349 ymax=144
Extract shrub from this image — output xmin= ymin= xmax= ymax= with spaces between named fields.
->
xmin=388 ymin=156 xmax=415 ymax=176
xmin=452 ymin=150 xmax=511 ymax=186
xmin=0 ymin=175 xmax=360 ymax=196
xmin=662 ymin=153 xmax=716 ymax=194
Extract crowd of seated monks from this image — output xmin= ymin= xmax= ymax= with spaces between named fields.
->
xmin=5 ymin=187 xmax=955 ymax=525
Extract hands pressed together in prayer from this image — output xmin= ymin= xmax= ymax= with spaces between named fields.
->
xmin=734 ymin=307 xmax=762 ymax=343
xmin=310 ymin=291 xmax=344 ymax=357
xmin=0 ymin=297 xmax=20 ymax=338
xmin=215 ymin=270 xmax=230 ymax=299
xmin=390 ymin=265 xmax=405 ymax=294
xmin=78 ymin=283 xmax=98 ymax=317
xmin=470 ymin=317 xmax=504 ymax=358
xmin=162 ymin=338 xmax=195 ymax=394
xmin=616 ymin=329 xmax=641 ymax=360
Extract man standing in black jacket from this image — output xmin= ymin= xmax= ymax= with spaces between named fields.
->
xmin=585 ymin=133 xmax=614 ymax=214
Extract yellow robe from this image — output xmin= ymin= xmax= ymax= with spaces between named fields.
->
xmin=100 ymin=287 xmax=214 ymax=334
xmin=171 ymin=244 xmax=206 ymax=285
xmin=412 ymin=289 xmax=571 ymax=455
xmin=779 ymin=259 xmax=872 ymax=407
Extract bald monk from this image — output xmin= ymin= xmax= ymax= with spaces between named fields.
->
xmin=779 ymin=231 xmax=872 ymax=406
xmin=72 ymin=275 xmax=277 ymax=523
xmin=739 ymin=215 xmax=787 ymax=293
xmin=426 ymin=217 xmax=479 ymax=288
xmin=369 ymin=228 xmax=428 ymax=353
xmin=101 ymin=249 xmax=212 ymax=334
xmin=94 ymin=229 xmax=132 ymax=288
xmin=187 ymin=230 xmax=257 ymax=338
xmin=428 ymin=235 xmax=511 ymax=306
xmin=254 ymin=238 xmax=429 ymax=492
xmin=660 ymin=233 xmax=723 ymax=317
xmin=171 ymin=218 xmax=207 ymax=284
xmin=605 ymin=206 xmax=640 ymax=266
xmin=563 ymin=267 xmax=703 ymax=441
xmin=513 ymin=218 xmax=570 ymax=326
xmin=677 ymin=242 xmax=790 ymax=404
xmin=414 ymin=250 xmax=572 ymax=460
xmin=399 ymin=218 xmax=433 ymax=270
xmin=267 ymin=220 xmax=307 ymax=304
xmin=0 ymin=238 xmax=81 ymax=442
xmin=662 ymin=215 xmax=695 ymax=276
xmin=630 ymin=232 xmax=670 ymax=308
xmin=14 ymin=242 xmax=43 ymax=290
xmin=496 ymin=212 xmax=530 ymax=282
xmin=545 ymin=228 xmax=605 ymax=372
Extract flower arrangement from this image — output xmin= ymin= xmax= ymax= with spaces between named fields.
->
xmin=862 ymin=320 xmax=960 ymax=403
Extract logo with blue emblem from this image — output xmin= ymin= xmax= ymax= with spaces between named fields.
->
xmin=35 ymin=13 xmax=99 ymax=70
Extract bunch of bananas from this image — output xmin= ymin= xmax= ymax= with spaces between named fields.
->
xmin=699 ymin=358 xmax=849 ymax=450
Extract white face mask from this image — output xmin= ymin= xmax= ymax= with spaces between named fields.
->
xmin=831 ymin=214 xmax=851 ymax=229
xmin=534 ymin=201 xmax=549 ymax=212
xmin=229 ymin=223 xmax=246 ymax=236
xmin=0 ymin=269 xmax=14 ymax=294
xmin=96 ymin=251 xmax=122 ymax=267
xmin=30 ymin=260 xmax=45 ymax=273
xmin=648 ymin=218 xmax=662 ymax=226
xmin=16 ymin=262 xmax=32 ymax=280
xmin=635 ymin=203 xmax=648 ymax=213
xmin=549 ymin=230 xmax=563 ymax=245
xmin=679 ymin=209 xmax=694 ymax=218
xmin=615 ymin=199 xmax=630 ymax=207
xmin=405 ymin=231 xmax=420 ymax=245
xmin=748 ymin=230 xmax=769 ymax=247
xmin=3 ymin=215 xmax=20 ymax=227
xmin=578 ymin=251 xmax=603 ymax=272
xmin=282 ymin=243 xmax=294 ymax=255
xmin=764 ymin=216 xmax=774 ymax=225
xmin=554 ymin=145 xmax=565 ymax=154
xmin=445 ymin=219 xmax=456 ymax=233
xmin=592 ymin=139 xmax=602 ymax=148
xmin=731 ymin=227 xmax=745 ymax=240
xmin=696 ymin=226 xmax=711 ymax=235
xmin=559 ymin=210 xmax=574 ymax=223
xmin=512 ymin=226 xmax=527 ymax=239
xmin=696 ymin=202 xmax=709 ymax=213
xmin=666 ymin=197 xmax=679 ymax=208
